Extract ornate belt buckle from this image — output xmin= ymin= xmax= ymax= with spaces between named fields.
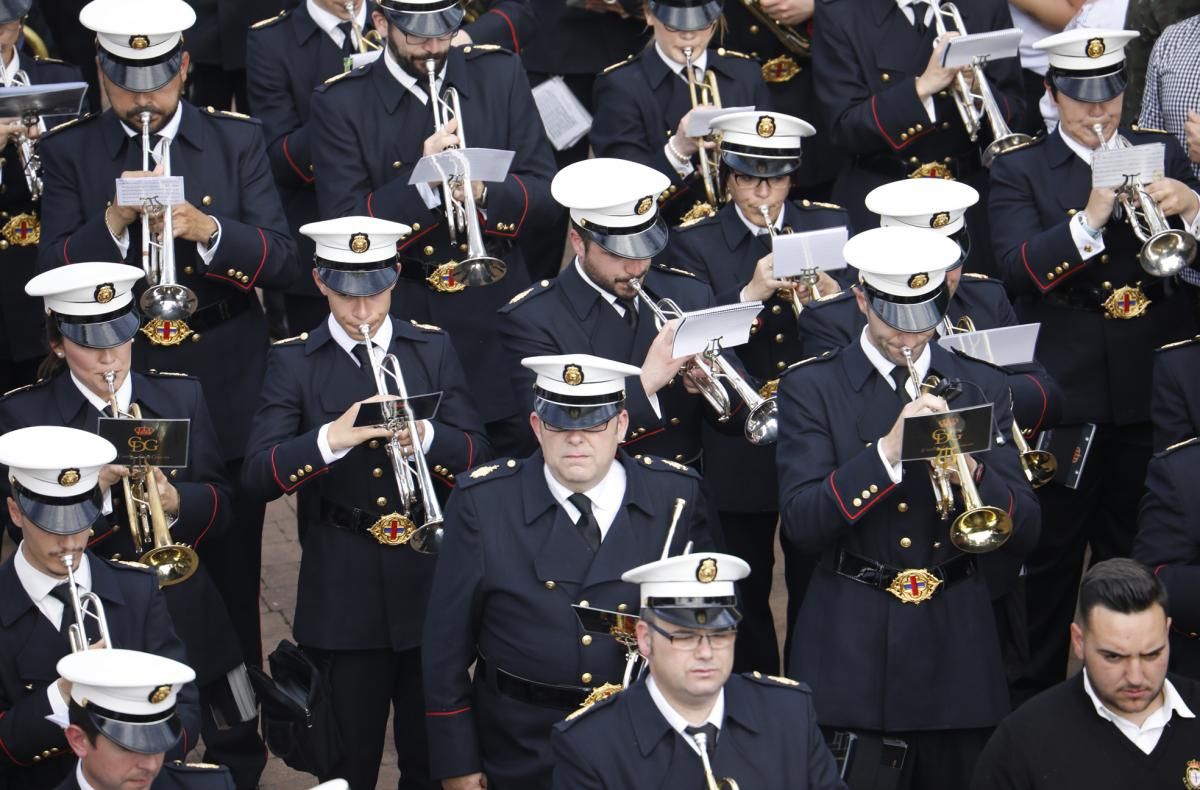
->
xmin=887 ymin=568 xmax=941 ymax=604
xmin=761 ymin=54 xmax=801 ymax=84
xmin=141 ymin=317 xmax=193 ymax=346
xmin=427 ymin=261 xmax=468 ymax=293
xmin=1102 ymin=283 xmax=1150 ymax=319
xmin=909 ymin=161 xmax=954 ymax=180
xmin=369 ymin=512 xmax=415 ymax=546
xmin=1 ymin=212 xmax=39 ymax=247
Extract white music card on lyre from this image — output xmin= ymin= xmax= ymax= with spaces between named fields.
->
xmin=671 ymin=301 xmax=763 ymax=358
xmin=940 ymin=29 xmax=1022 ymax=68
xmin=938 ymin=323 xmax=1040 ymax=366
xmin=409 ymin=148 xmax=514 ymax=185
xmin=114 ymin=176 xmax=185 ymax=208
xmin=772 ymin=225 xmax=849 ymax=278
xmin=686 ymin=105 xmax=753 ymax=136
xmin=1092 ymin=143 xmax=1165 ymax=189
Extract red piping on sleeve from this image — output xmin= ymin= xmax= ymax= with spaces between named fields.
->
xmin=283 ymin=135 xmax=314 ymax=184
xmin=193 ymin=484 xmax=219 ymax=547
xmin=0 ymin=718 xmax=29 ymax=766
xmin=366 ymin=192 xmax=375 ymax=217
xmin=427 ymin=707 xmax=471 ymax=716
xmin=487 ymin=9 xmax=519 ymax=53
xmin=399 ymin=221 xmax=442 ymax=251
xmin=488 ymin=174 xmax=529 ymax=238
xmin=269 ymin=445 xmax=328 ymax=492
xmin=465 ymin=432 xmax=475 ymax=469
xmin=1022 ymin=373 xmax=1049 ymax=435
xmin=206 ymin=228 xmax=269 ymax=290
xmin=62 ymin=237 xmax=71 ymax=264
xmin=827 ymin=470 xmax=895 ymax=521
xmin=620 ymin=427 xmax=666 ymax=446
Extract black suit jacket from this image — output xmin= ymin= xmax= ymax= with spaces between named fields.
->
xmin=1150 ymin=337 xmax=1200 ymax=452
xmin=520 ymin=0 xmax=648 ymax=76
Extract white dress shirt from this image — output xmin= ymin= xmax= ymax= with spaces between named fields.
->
xmin=542 ymin=456 xmax=627 ymax=542
xmin=15 ymin=546 xmax=90 ymax=720
xmin=658 ymin=42 xmax=709 ymax=177
xmin=1083 ymin=668 xmax=1196 ymax=754
xmin=69 ymin=372 xmax=131 ymax=517
xmin=306 ymin=0 xmax=368 ymax=50
xmin=0 ymin=48 xmax=20 ymax=87
xmin=895 ymin=0 xmax=938 ymax=123
xmin=647 ymin=674 xmax=725 ymax=757
xmin=860 ymin=326 xmax=931 ymax=483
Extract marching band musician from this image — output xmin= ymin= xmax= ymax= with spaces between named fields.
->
xmin=0 ymin=426 xmax=199 ymax=790
xmin=810 ymin=0 xmax=1025 ymax=277
xmin=422 ymin=354 xmax=716 ymax=790
xmin=664 ymin=110 xmax=847 ymax=674
xmin=988 ymin=28 xmax=1200 ymax=699
xmin=589 ymin=0 xmax=771 ymax=226
xmin=0 ymin=0 xmax=84 ymax=394
xmin=310 ymin=0 xmax=557 ymax=453
xmin=241 ymin=216 xmax=491 ymax=790
xmin=776 ymin=227 xmax=1040 ymax=789
xmin=498 ymin=157 xmax=746 ymax=466
xmin=35 ymin=0 xmax=297 ymax=677
xmin=0 ymin=262 xmax=263 ymax=788
xmin=550 ymin=552 xmax=845 ymax=789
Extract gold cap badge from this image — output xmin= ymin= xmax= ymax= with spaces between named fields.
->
xmin=929 ymin=212 xmax=951 ymax=229
xmin=563 ymin=364 xmax=584 ymax=386
xmin=349 ymin=233 xmax=370 ymax=254
xmin=148 ymin=685 xmax=171 ymax=704
xmin=635 ymin=196 xmax=653 ymax=216
xmin=94 ymin=283 xmax=115 ymax=304
xmin=129 ymin=35 xmax=151 ymax=50
xmin=696 ymin=557 xmax=718 ymax=583
xmin=907 ymin=273 xmax=930 ymax=289
xmin=1086 ymin=38 xmax=1105 ymax=59
xmin=58 ymin=468 xmax=80 ymax=487
xmin=756 ymin=115 xmax=776 ymax=138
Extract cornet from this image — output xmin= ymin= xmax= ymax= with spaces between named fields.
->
xmin=758 ymin=204 xmax=817 ymax=319
xmin=683 ymin=46 xmax=722 ymax=222
xmin=628 ymin=277 xmax=778 ymax=444
xmin=137 ymin=111 xmax=198 ymax=340
xmin=692 ymin=730 xmax=740 ymax=790
xmin=60 ymin=553 xmax=113 ymax=652
xmin=358 ymin=324 xmax=444 ymax=554
xmin=424 ymin=59 xmax=506 ymax=288
xmin=1091 ymin=123 xmax=1197 ymax=277
xmin=931 ymin=1 xmax=1032 ymax=167
xmin=103 ymin=371 xmax=199 ymax=586
xmin=4 ymin=69 xmax=44 ymax=200
xmin=343 ymin=0 xmax=380 ymax=53
xmin=901 ymin=346 xmax=1013 ymax=553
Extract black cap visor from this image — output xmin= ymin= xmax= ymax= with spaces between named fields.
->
xmin=0 ymin=0 xmax=31 ymax=23
xmin=91 ymin=710 xmax=183 ymax=755
xmin=98 ymin=47 xmax=184 ymax=93
xmin=534 ymin=389 xmax=624 ymax=430
xmin=382 ymin=3 xmax=465 ymax=37
xmin=1048 ymin=65 xmax=1127 ymax=103
xmin=723 ymin=150 xmax=801 ymax=179
xmin=863 ymin=281 xmax=950 ymax=333
xmin=316 ymin=261 xmax=399 ymax=297
xmin=56 ymin=306 xmax=140 ymax=349
xmin=648 ymin=0 xmax=722 ymax=30
xmin=14 ymin=481 xmax=104 ymax=536
xmin=578 ymin=216 xmax=668 ymax=260
xmin=648 ymin=596 xmax=741 ymax=628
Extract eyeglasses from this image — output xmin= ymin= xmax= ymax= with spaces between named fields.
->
xmin=542 ymin=417 xmax=614 ymax=434
xmin=660 ymin=19 xmax=718 ymax=34
xmin=647 ymin=620 xmax=736 ymax=651
xmin=730 ymin=173 xmax=790 ymax=189
xmin=402 ymin=28 xmax=459 ymax=44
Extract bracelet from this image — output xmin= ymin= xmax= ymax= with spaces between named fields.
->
xmin=103 ymin=206 xmax=121 ymax=238
xmin=666 ymin=135 xmax=690 ymax=165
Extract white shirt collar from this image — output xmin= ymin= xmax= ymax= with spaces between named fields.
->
xmin=71 ymin=370 xmax=130 ymax=416
xmin=384 ymin=46 xmax=444 ymax=105
xmin=0 ymin=48 xmax=21 ymax=87
xmin=1083 ymin=669 xmax=1195 ymax=746
xmin=573 ymin=256 xmax=624 ymax=309
xmin=120 ymin=104 xmax=182 ymax=144
xmin=327 ymin=313 xmax=394 ymax=365
xmin=859 ymin=324 xmax=931 ymax=398
xmin=734 ymin=202 xmax=784 ymax=237
xmin=15 ymin=542 xmax=90 ymax=605
xmin=654 ymin=42 xmax=707 ymax=79
xmin=76 ymin=760 xmax=98 ymax=790
xmin=646 ymin=674 xmax=725 ymax=757
xmin=542 ymin=453 xmax=627 ymax=540
xmin=307 ymin=0 xmax=368 ymax=48
xmin=1059 ymin=123 xmax=1107 ymax=167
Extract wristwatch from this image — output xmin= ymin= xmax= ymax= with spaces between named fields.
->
xmin=205 ymin=224 xmax=220 ymax=248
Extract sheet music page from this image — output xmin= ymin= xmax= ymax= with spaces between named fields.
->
xmin=532 ymin=76 xmax=593 ymax=151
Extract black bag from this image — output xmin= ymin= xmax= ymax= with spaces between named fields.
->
xmin=248 ymin=640 xmax=342 ymax=777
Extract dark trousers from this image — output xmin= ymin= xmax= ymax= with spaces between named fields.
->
xmin=308 ymin=646 xmax=435 ymax=790
xmin=825 ymin=726 xmax=992 ymax=790
xmin=720 ymin=510 xmax=781 ymax=675
xmin=1016 ymin=423 xmax=1151 ymax=700
xmin=199 ymin=677 xmax=267 ymax=790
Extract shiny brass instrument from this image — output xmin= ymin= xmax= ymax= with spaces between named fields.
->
xmin=137 ymin=111 xmax=198 ymax=334
xmin=738 ymin=0 xmax=810 ymax=59
xmin=628 ymin=277 xmax=778 ymax=444
xmin=901 ymin=346 xmax=1012 ymax=553
xmin=1091 ymin=123 xmax=1197 ymax=277
xmin=692 ymin=730 xmax=740 ymax=790
xmin=358 ymin=324 xmax=444 ymax=554
xmin=5 ymin=70 xmax=44 ymax=200
xmin=60 ymin=553 xmax=113 ymax=652
xmin=931 ymin=1 xmax=1032 ymax=167
xmin=343 ymin=0 xmax=381 ymax=52
xmin=103 ymin=371 xmax=199 ymax=586
xmin=759 ymin=204 xmax=817 ymax=319
xmin=424 ymin=59 xmax=506 ymax=288
xmin=683 ymin=46 xmax=722 ymax=221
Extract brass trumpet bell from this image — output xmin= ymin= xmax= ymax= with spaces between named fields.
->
xmin=141 ymin=543 xmax=199 ymax=587
xmin=139 ymin=283 xmax=198 ymax=322
xmin=1020 ymin=448 xmax=1058 ymax=488
xmin=950 ymin=503 xmax=1013 ymax=554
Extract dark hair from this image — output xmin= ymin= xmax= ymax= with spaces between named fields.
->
xmin=68 ymin=700 xmax=100 ymax=745
xmin=36 ymin=313 xmax=65 ymax=381
xmin=1075 ymin=558 xmax=1167 ymax=625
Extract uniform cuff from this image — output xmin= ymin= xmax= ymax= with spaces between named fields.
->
xmin=317 ymin=423 xmax=352 ymax=465
xmin=877 ymin=440 xmax=902 ymax=484
xmin=1070 ymin=213 xmax=1105 ymax=259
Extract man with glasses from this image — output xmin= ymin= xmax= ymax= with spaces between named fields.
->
xmin=422 ymin=353 xmax=715 ymax=790
xmin=550 ymin=552 xmax=844 ymax=789
xmin=310 ymin=0 xmax=557 ymax=454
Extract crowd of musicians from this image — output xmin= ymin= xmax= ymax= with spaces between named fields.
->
xmin=1 ymin=0 xmax=1200 ymax=787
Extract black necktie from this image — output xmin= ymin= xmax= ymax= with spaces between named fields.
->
xmin=352 ymin=343 xmax=378 ymax=386
xmin=143 ymin=133 xmax=164 ymax=166
xmin=48 ymin=583 xmax=77 ymax=637
xmin=685 ymin=723 xmax=719 ymax=757
xmin=337 ymin=21 xmax=356 ymax=55
xmin=568 ymin=493 xmax=601 ymax=552
xmin=617 ymin=299 xmax=639 ymax=331
xmin=889 ymin=367 xmax=913 ymax=403
xmin=910 ymin=0 xmax=929 ymax=33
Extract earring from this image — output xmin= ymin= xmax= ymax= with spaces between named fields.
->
xmin=55 ymin=352 xmax=64 ymax=358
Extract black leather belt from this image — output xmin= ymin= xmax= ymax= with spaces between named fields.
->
xmin=825 ymin=549 xmax=976 ymax=604
xmin=320 ymin=501 xmax=417 ymax=547
xmin=1045 ymin=279 xmax=1166 ymax=311
xmin=477 ymin=657 xmax=591 ymax=711
xmin=186 ymin=292 xmax=258 ymax=333
xmin=856 ymin=149 xmax=982 ymax=181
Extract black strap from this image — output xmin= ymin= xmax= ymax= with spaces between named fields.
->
xmin=568 ymin=493 xmax=601 ymax=553
xmin=48 ymin=583 xmax=76 ymax=637
xmin=685 ymin=723 xmax=719 ymax=757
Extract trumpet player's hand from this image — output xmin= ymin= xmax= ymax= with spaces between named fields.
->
xmin=758 ymin=0 xmax=814 ymax=25
xmin=424 ymin=116 xmax=461 ymax=159
xmin=680 ymin=355 xmax=713 ymax=396
xmin=916 ymin=32 xmax=962 ymax=101
xmin=106 ymin=169 xmax=159 ymax=234
xmin=451 ymin=180 xmax=486 ymax=205
xmin=794 ymin=270 xmax=841 ymax=306
xmin=880 ymin=393 xmax=948 ymax=467
xmin=0 ymin=117 xmax=25 ymax=144
xmin=326 ymin=399 xmax=394 ymax=452
xmin=1187 ymin=112 xmax=1200 ymax=165
xmin=1083 ymin=186 xmax=1118 ymax=231
xmin=641 ymin=319 xmax=692 ymax=397
xmin=671 ymin=109 xmax=717 ymax=160
xmin=442 ymin=773 xmax=487 ymax=790
xmin=158 ymin=201 xmax=219 ymax=244
xmin=743 ymin=252 xmax=791 ymax=302
xmin=151 ymin=468 xmax=180 ymax=516
xmin=98 ymin=464 xmax=130 ymax=497
xmin=1143 ymin=177 xmax=1200 ymax=223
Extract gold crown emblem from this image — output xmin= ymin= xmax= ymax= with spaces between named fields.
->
xmin=349 ymin=233 xmax=370 ymax=254
xmin=93 ymin=283 xmax=115 ymax=304
xmin=908 ymin=272 xmax=930 ymax=289
xmin=1086 ymin=37 xmax=1105 ymax=59
xmin=696 ymin=557 xmax=718 ymax=583
xmin=563 ymin=364 xmax=584 ymax=386
xmin=635 ymin=197 xmax=653 ymax=216
xmin=58 ymin=468 xmax=81 ymax=487
xmin=929 ymin=212 xmax=951 ymax=229
xmin=756 ymin=115 xmax=776 ymax=138
xmin=128 ymin=35 xmax=151 ymax=50
xmin=148 ymin=685 xmax=171 ymax=704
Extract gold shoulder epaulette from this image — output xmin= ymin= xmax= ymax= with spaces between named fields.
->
xmin=654 ymin=264 xmax=696 ymax=278
xmin=565 ymin=683 xmax=623 ymax=721
xmin=509 ymin=286 xmax=535 ymax=304
xmin=799 ymin=199 xmax=843 ymax=210
xmin=716 ymin=47 xmax=754 ymax=60
xmin=780 ymin=351 xmax=834 ymax=376
xmin=33 ymin=55 xmax=66 ymax=64
xmin=44 ymin=113 xmax=93 ymax=137
xmin=410 ymin=320 xmax=443 ymax=332
xmin=2 ymin=380 xmax=41 ymax=397
xmin=602 ymin=55 xmax=635 ymax=74
xmin=113 ymin=559 xmax=152 ymax=571
xmin=324 ymin=69 xmax=356 ymax=86
xmin=746 ymin=670 xmax=807 ymax=689
xmin=463 ymin=44 xmax=505 ymax=55
xmin=273 ymin=332 xmax=309 ymax=345
xmin=207 ymin=108 xmax=254 ymax=121
xmin=250 ymin=10 xmax=288 ymax=29
xmin=145 ymin=369 xmax=190 ymax=377
xmin=812 ymin=289 xmax=846 ymax=303
xmin=961 ymin=272 xmax=990 ymax=280
xmin=676 ymin=211 xmax=714 ymax=229
xmin=1158 ymin=335 xmax=1200 ymax=352
xmin=1131 ymin=124 xmax=1168 ymax=135
xmin=1164 ymin=437 xmax=1200 ymax=454
xmin=174 ymin=761 xmax=223 ymax=770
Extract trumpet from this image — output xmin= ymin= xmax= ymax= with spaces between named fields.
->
xmin=628 ymin=278 xmax=778 ymax=444
xmin=901 ymin=346 xmax=1013 ymax=553
xmin=738 ymin=0 xmax=810 ymax=59
xmin=758 ymin=204 xmax=819 ymax=319
xmin=4 ymin=70 xmax=44 ymax=200
xmin=1091 ymin=123 xmax=1197 ymax=277
xmin=683 ymin=46 xmax=722 ymax=222
xmin=103 ymin=371 xmax=199 ymax=586
xmin=137 ymin=112 xmax=198 ymax=327
xmin=424 ymin=59 xmax=506 ymax=288
xmin=931 ymin=1 xmax=1032 ymax=167
xmin=692 ymin=731 xmax=740 ymax=790
xmin=343 ymin=0 xmax=381 ymax=53
xmin=358 ymin=324 xmax=444 ymax=554
xmin=60 ymin=553 xmax=113 ymax=652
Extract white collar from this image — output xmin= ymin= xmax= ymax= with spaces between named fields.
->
xmin=1059 ymin=123 xmax=1109 ymax=167
xmin=734 ymin=202 xmax=784 ymax=237
xmin=654 ymin=42 xmax=707 ymax=78
xmin=306 ymin=0 xmax=368 ymax=44
xmin=1083 ymin=668 xmax=1196 ymax=726
xmin=542 ymin=453 xmax=627 ymax=518
xmin=76 ymin=760 xmax=98 ymax=790
xmin=71 ymin=370 xmax=131 ymax=415
xmin=327 ymin=313 xmax=394 ymax=364
xmin=15 ymin=543 xmax=90 ymax=603
xmin=646 ymin=674 xmax=725 ymax=757
xmin=0 ymin=48 xmax=21 ymax=87
xmin=573 ymin=257 xmax=621 ymax=307
xmin=120 ymin=104 xmax=183 ymax=143
xmin=384 ymin=46 xmax=444 ymax=105
xmin=859 ymin=324 xmax=931 ymax=397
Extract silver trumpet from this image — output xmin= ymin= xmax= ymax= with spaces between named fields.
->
xmin=628 ymin=277 xmax=778 ymax=445
xmin=5 ymin=69 xmax=44 ymax=200
xmin=138 ymin=111 xmax=197 ymax=324
xmin=359 ymin=323 xmax=444 ymax=554
xmin=342 ymin=0 xmax=380 ymax=53
xmin=1092 ymin=122 xmax=1197 ymax=277
xmin=425 ymin=58 xmax=506 ymax=287
xmin=758 ymin=203 xmax=818 ymax=319
xmin=60 ymin=553 xmax=113 ymax=652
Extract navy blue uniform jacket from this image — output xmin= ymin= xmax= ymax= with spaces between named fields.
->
xmin=241 ymin=318 xmax=491 ymax=652
xmin=422 ymin=451 xmax=715 ymax=786
xmin=776 ymin=342 xmax=1040 ymax=730
xmin=35 ymin=103 xmax=297 ymax=459
xmin=1150 ymin=337 xmax=1200 ymax=452
xmin=550 ymin=673 xmax=846 ymax=789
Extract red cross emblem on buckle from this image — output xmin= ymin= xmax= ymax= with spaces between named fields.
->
xmin=15 ymin=219 xmax=32 ymax=239
xmin=887 ymin=568 xmax=941 ymax=604
xmin=369 ymin=512 xmax=414 ymax=546
xmin=1103 ymin=285 xmax=1150 ymax=319
xmin=140 ymin=317 xmax=192 ymax=346
xmin=427 ymin=262 xmax=468 ymax=294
